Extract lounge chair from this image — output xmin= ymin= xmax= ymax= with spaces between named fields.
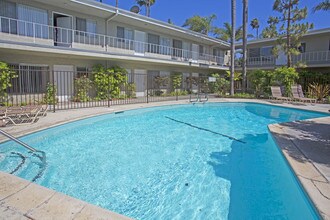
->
xmin=0 ymin=107 xmax=7 ymax=127
xmin=270 ymin=86 xmax=291 ymax=102
xmin=291 ymin=85 xmax=317 ymax=103
xmin=5 ymin=106 xmax=41 ymax=125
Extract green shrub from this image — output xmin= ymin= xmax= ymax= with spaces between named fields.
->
xmin=273 ymin=67 xmax=299 ymax=97
xmin=171 ymin=72 xmax=182 ymax=89
xmin=154 ymin=90 xmax=164 ymax=96
xmin=169 ymin=90 xmax=188 ymax=96
xmin=326 ymin=96 xmax=330 ymax=104
xmin=127 ymin=83 xmax=136 ymax=98
xmin=0 ymin=62 xmax=17 ymax=105
xmin=92 ymin=64 xmax=128 ymax=100
xmin=43 ymin=83 xmax=58 ymax=105
xmin=248 ymin=69 xmax=273 ymax=98
xmin=74 ymin=75 xmax=92 ymax=102
xmin=230 ymin=93 xmax=255 ymax=98
xmin=216 ymin=79 xmax=230 ymax=96
xmin=308 ymin=83 xmax=330 ymax=101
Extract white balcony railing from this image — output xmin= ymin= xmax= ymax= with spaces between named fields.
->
xmin=247 ymin=56 xmax=276 ymax=66
xmin=292 ymin=51 xmax=330 ymax=65
xmin=0 ymin=16 xmax=224 ymax=66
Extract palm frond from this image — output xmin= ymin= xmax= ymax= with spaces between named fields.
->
xmin=313 ymin=0 xmax=330 ymax=12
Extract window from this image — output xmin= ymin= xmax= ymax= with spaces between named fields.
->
xmin=260 ymin=46 xmax=273 ymax=57
xmin=117 ymin=26 xmax=124 ymax=38
xmin=9 ymin=64 xmax=49 ymax=94
xmin=116 ymin=26 xmax=133 ymax=40
xmin=298 ymin=43 xmax=306 ymax=53
xmin=248 ymin=48 xmax=260 ymax=57
xmin=18 ymin=4 xmax=48 ymax=38
xmin=160 ymin=37 xmax=171 ymax=55
xmin=126 ymin=69 xmax=133 ymax=83
xmin=76 ymin=67 xmax=90 ymax=78
xmin=199 ymin=45 xmax=205 ymax=56
xmin=76 ymin=18 xmax=96 ymax=35
xmin=147 ymin=33 xmax=160 ymax=53
xmin=0 ymin=0 xmax=17 ymax=34
xmin=147 ymin=70 xmax=160 ymax=89
xmin=0 ymin=1 xmax=48 ymax=38
xmin=173 ymin=39 xmax=182 ymax=57
xmin=116 ymin=26 xmax=133 ymax=49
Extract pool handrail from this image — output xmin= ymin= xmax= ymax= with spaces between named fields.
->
xmin=0 ymin=129 xmax=37 ymax=152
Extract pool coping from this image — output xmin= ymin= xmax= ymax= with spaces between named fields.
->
xmin=0 ymin=98 xmax=330 ymax=219
xmin=0 ymin=172 xmax=131 ymax=219
xmin=269 ymin=117 xmax=330 ymax=220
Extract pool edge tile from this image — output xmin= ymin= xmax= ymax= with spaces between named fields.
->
xmin=269 ymin=117 xmax=330 ymax=220
xmin=0 ymin=171 xmax=132 ymax=220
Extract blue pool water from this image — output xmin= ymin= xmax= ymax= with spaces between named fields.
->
xmin=0 ymin=103 xmax=328 ymax=219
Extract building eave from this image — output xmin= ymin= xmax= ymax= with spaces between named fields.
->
xmin=70 ymin=0 xmax=230 ymax=47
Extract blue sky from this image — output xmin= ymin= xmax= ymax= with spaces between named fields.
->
xmin=100 ymin=0 xmax=329 ymax=36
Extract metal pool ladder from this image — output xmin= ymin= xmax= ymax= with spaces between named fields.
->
xmin=189 ymin=93 xmax=208 ymax=103
xmin=0 ymin=129 xmax=36 ymax=152
xmin=0 ymin=129 xmax=47 ymax=182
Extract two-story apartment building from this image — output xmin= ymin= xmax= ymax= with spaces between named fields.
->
xmin=240 ymin=28 xmax=330 ymax=72
xmin=0 ymin=0 xmax=329 ymax=105
xmin=0 ymin=0 xmax=230 ymax=101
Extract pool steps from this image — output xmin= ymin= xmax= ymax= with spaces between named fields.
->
xmin=189 ymin=93 xmax=208 ymax=103
xmin=0 ymin=129 xmax=47 ymax=182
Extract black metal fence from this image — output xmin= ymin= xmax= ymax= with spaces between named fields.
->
xmin=2 ymin=69 xmax=221 ymax=111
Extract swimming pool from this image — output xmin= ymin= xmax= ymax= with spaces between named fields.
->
xmin=0 ymin=103 xmax=328 ymax=219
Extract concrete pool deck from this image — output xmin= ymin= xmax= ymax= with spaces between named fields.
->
xmin=0 ymin=98 xmax=330 ymax=219
xmin=269 ymin=117 xmax=330 ymax=220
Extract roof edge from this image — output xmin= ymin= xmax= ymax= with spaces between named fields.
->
xmin=70 ymin=0 xmax=230 ymax=47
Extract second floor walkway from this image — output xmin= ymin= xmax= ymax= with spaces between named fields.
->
xmin=0 ymin=16 xmax=226 ymax=68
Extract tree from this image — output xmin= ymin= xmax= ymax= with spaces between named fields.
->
xmin=230 ymin=0 xmax=236 ymax=95
xmin=214 ymin=23 xmax=241 ymax=42
xmin=242 ymin=0 xmax=248 ymax=92
xmin=313 ymin=0 xmax=330 ymax=12
xmin=136 ymin=0 xmax=155 ymax=17
xmin=0 ymin=62 xmax=17 ymax=105
xmin=263 ymin=0 xmax=313 ymax=67
xmin=116 ymin=0 xmax=118 ymax=7
xmin=250 ymin=18 xmax=260 ymax=39
xmin=213 ymin=22 xmax=253 ymax=42
xmin=182 ymin=14 xmax=217 ymax=35
xmin=261 ymin=17 xmax=278 ymax=38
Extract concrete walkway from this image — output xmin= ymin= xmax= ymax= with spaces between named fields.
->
xmin=1 ymin=98 xmax=329 ymax=140
xmin=269 ymin=117 xmax=330 ymax=220
xmin=0 ymin=172 xmax=131 ymax=220
xmin=0 ymin=98 xmax=329 ymax=219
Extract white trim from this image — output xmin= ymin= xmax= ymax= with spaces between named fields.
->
xmin=69 ymin=0 xmax=229 ymax=47
xmin=52 ymin=11 xmax=74 ymax=28
xmin=19 ymin=63 xmax=49 ymax=67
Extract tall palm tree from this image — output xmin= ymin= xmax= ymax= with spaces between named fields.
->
xmin=242 ymin=0 xmax=248 ymax=93
xmin=183 ymin=14 xmax=217 ymax=35
xmin=230 ymin=0 xmax=236 ymax=95
xmin=250 ymin=18 xmax=260 ymax=38
xmin=213 ymin=23 xmax=242 ymax=42
xmin=313 ymin=0 xmax=330 ymax=12
xmin=116 ymin=0 xmax=118 ymax=7
xmin=136 ymin=0 xmax=155 ymax=17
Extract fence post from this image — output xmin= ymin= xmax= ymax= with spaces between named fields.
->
xmin=146 ymin=73 xmax=149 ymax=103
xmin=33 ymin=23 xmax=36 ymax=43
xmin=52 ymin=70 xmax=56 ymax=113
xmin=108 ymin=74 xmax=111 ymax=108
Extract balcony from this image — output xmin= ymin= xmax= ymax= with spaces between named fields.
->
xmin=235 ymin=56 xmax=276 ymax=68
xmin=0 ymin=16 xmax=225 ymax=67
xmin=292 ymin=51 xmax=330 ymax=66
xmin=236 ymin=51 xmax=330 ymax=68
